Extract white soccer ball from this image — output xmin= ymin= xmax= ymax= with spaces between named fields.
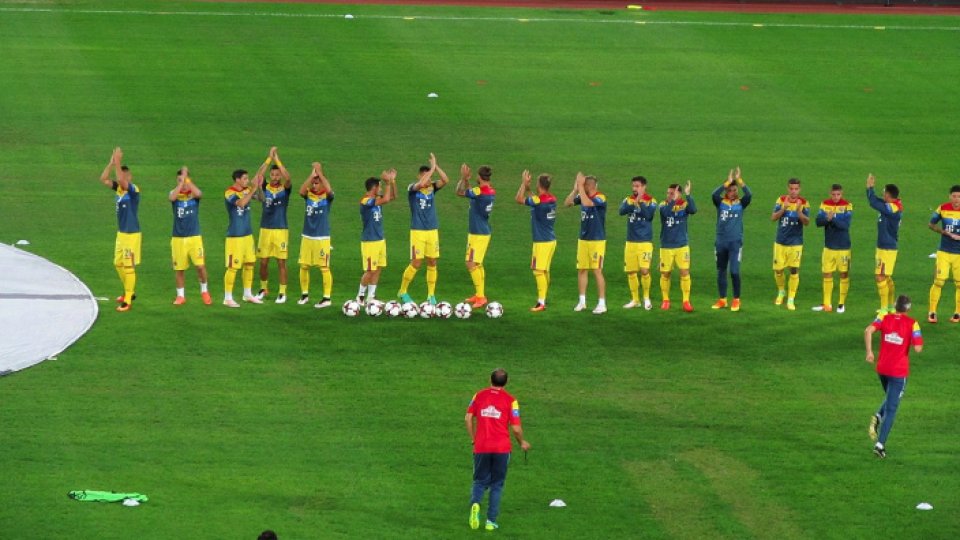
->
xmin=342 ymin=299 xmax=361 ymax=317
xmin=365 ymin=300 xmax=384 ymax=317
xmin=401 ymin=301 xmax=419 ymax=318
xmin=435 ymin=301 xmax=453 ymax=319
xmin=419 ymin=302 xmax=436 ymax=319
xmin=454 ymin=302 xmax=472 ymax=319
xmin=384 ymin=300 xmax=402 ymax=317
xmin=485 ymin=301 xmax=504 ymax=319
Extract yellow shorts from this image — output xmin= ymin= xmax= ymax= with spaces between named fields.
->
xmin=773 ymin=243 xmax=803 ymax=271
xmin=874 ymin=248 xmax=898 ymax=276
xmin=171 ymin=236 xmax=205 ymax=270
xmin=360 ymin=240 xmax=387 ymax=271
xmin=531 ymin=241 xmax=556 ymax=271
xmin=935 ymin=251 xmax=960 ymax=281
xmin=576 ymin=240 xmax=606 ymax=270
xmin=257 ymin=228 xmax=289 ymax=259
xmin=225 ymin=235 xmax=256 ymax=269
xmin=410 ymin=229 xmax=440 ymax=260
xmin=298 ymin=237 xmax=332 ymax=268
xmin=659 ymin=246 xmax=690 ymax=272
xmin=466 ymin=234 xmax=491 ymax=264
xmin=821 ymin=248 xmax=850 ymax=274
xmin=625 ymin=241 xmax=654 ymax=273
xmin=114 ymin=232 xmax=141 ymax=266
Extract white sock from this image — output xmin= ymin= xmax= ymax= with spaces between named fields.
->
xmin=200 ymin=282 xmax=208 ymax=293
xmin=358 ymin=284 xmax=367 ymax=297
xmin=243 ymin=288 xmax=253 ymax=297
xmin=368 ymin=285 xmax=377 ymax=298
xmin=538 ymin=298 xmax=545 ymax=305
xmin=578 ymin=295 xmax=586 ymax=305
xmin=597 ymin=298 xmax=606 ymax=307
xmin=224 ymin=293 xmax=234 ymax=302
xmin=176 ymin=287 xmax=185 ymax=297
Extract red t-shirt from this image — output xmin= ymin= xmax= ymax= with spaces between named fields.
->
xmin=872 ymin=313 xmax=923 ymax=377
xmin=467 ymin=387 xmax=521 ymax=454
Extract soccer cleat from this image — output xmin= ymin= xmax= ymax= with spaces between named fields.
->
xmin=356 ymin=295 xmax=365 ymax=305
xmin=660 ymin=300 xmax=670 ymax=311
xmin=485 ymin=520 xmax=499 ymax=531
xmin=464 ymin=295 xmax=478 ymax=304
xmin=173 ymin=296 xmax=187 ymax=306
xmin=115 ymin=302 xmax=131 ymax=312
xmin=529 ymin=302 xmax=546 ymax=312
xmin=314 ymin=298 xmax=332 ymax=309
xmin=243 ymin=294 xmax=263 ymax=304
xmin=428 ymin=295 xmax=438 ymax=306
xmin=711 ymin=299 xmax=727 ymax=310
xmin=471 ymin=296 xmax=488 ymax=309
xmin=275 ymin=294 xmax=286 ymax=304
xmin=256 ymin=288 xmax=268 ymax=301
xmin=774 ymin=291 xmax=785 ymax=305
xmin=592 ymin=304 xmax=607 ymax=315
xmin=469 ymin=503 xmax=480 ymax=530
xmin=682 ymin=301 xmax=694 ymax=313
xmin=927 ymin=312 xmax=937 ymax=324
xmin=786 ymin=299 xmax=796 ymax=311
xmin=399 ymin=293 xmax=414 ymax=304
xmin=873 ymin=443 xmax=886 ymax=459
xmin=868 ymin=414 xmax=880 ymax=442
xmin=201 ymin=291 xmax=212 ymax=305
xmin=223 ymin=299 xmax=240 ymax=308
xmin=952 ymin=313 xmax=960 ymax=324
xmin=573 ymin=303 xmax=586 ymax=312
xmin=811 ymin=304 xmax=833 ymax=312
xmin=116 ymin=294 xmax=137 ymax=304
xmin=836 ymin=304 xmax=845 ymax=313
xmin=298 ymin=294 xmax=310 ymax=305
xmin=623 ymin=300 xmax=639 ymax=309
xmin=730 ymin=298 xmax=741 ymax=312
xmin=643 ymin=298 xmax=652 ymax=310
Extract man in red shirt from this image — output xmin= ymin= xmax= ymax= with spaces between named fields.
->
xmin=465 ymin=369 xmax=531 ymax=531
xmin=864 ymin=295 xmax=923 ymax=458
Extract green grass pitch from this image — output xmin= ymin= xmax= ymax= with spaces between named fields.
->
xmin=2 ymin=1 xmax=960 ymax=537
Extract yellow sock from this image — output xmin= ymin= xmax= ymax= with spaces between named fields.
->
xmin=886 ymin=277 xmax=896 ymax=308
xmin=260 ymin=279 xmax=269 ymax=291
xmin=627 ymin=273 xmax=639 ymax=303
xmin=426 ymin=265 xmax=437 ymax=297
xmin=774 ymin=272 xmax=785 ymax=293
xmin=224 ymin=268 xmax=238 ymax=295
xmin=115 ymin=265 xmax=125 ymax=293
xmin=321 ymin=267 xmax=333 ymax=298
xmin=641 ymin=273 xmax=651 ymax=300
xmin=787 ymin=273 xmax=799 ymax=300
xmin=839 ymin=277 xmax=850 ymax=305
xmin=469 ymin=266 xmax=483 ymax=297
xmin=534 ymin=270 xmax=547 ymax=302
xmin=823 ymin=275 xmax=834 ymax=306
xmin=929 ymin=281 xmax=943 ymax=313
xmin=300 ymin=266 xmax=310 ymax=294
xmin=399 ymin=264 xmax=418 ymax=294
xmin=242 ymin=265 xmax=254 ymax=290
xmin=954 ymin=281 xmax=960 ymax=314
xmin=877 ymin=279 xmax=888 ymax=310
xmin=680 ymin=274 xmax=691 ymax=302
xmin=479 ymin=266 xmax=486 ymax=297
xmin=123 ymin=266 xmax=136 ymax=303
xmin=545 ymin=270 xmax=551 ymax=290
xmin=660 ymin=275 xmax=671 ymax=301
xmin=279 ymin=284 xmax=287 ymax=296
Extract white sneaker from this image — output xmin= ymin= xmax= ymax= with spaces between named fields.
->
xmin=275 ymin=294 xmax=287 ymax=304
xmin=837 ymin=304 xmax=845 ymax=313
xmin=297 ymin=294 xmax=310 ymax=305
xmin=243 ymin=295 xmax=263 ymax=304
xmin=223 ymin=299 xmax=240 ymax=308
xmin=592 ymin=304 xmax=607 ymax=315
xmin=623 ymin=300 xmax=639 ymax=309
xmin=255 ymin=289 xmax=267 ymax=301
xmin=643 ymin=298 xmax=652 ymax=310
xmin=573 ymin=303 xmax=586 ymax=312
xmin=811 ymin=305 xmax=825 ymax=312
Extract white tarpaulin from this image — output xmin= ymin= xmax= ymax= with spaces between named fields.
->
xmin=0 ymin=244 xmax=98 ymax=375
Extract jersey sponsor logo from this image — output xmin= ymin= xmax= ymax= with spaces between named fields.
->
xmin=480 ymin=405 xmax=502 ymax=419
xmin=883 ymin=332 xmax=904 ymax=346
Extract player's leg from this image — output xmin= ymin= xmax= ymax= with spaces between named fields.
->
xmin=424 ymin=231 xmax=440 ymax=303
xmin=575 ymin=240 xmax=589 ymax=310
xmin=277 ymin=230 xmax=289 ymax=301
xmin=819 ymin=249 xmax=834 ymax=310
xmin=952 ymin=255 xmax=960 ymax=321
xmin=640 ymin=243 xmax=653 ymax=309
xmin=115 ymin=233 xmax=140 ymax=311
xmin=242 ymin=237 xmax=259 ymax=303
xmin=837 ymin=250 xmax=850 ymax=311
xmin=276 ymin=258 xmax=288 ymax=302
xmin=172 ymin=237 xmax=187 ymax=303
xmin=714 ymin=244 xmax=729 ymax=308
xmin=319 ymin=240 xmax=333 ymax=306
xmin=773 ymin=243 xmax=786 ymax=304
xmin=191 ymin=237 xmax=210 ymax=304
xmin=624 ymin=242 xmax=640 ymax=308
xmin=592 ymin=242 xmax=606 ymax=313
xmin=485 ymin=453 xmax=510 ymax=528
xmin=466 ymin=235 xmax=480 ymax=302
xmin=258 ymin=257 xmax=270 ymax=299
xmin=625 ymin=271 xmax=639 ymax=308
xmin=785 ymin=247 xmax=801 ymax=310
xmin=399 ymin=231 xmax=424 ymax=301
xmin=928 ymin=252 xmax=945 ymax=321
xmin=678 ymin=247 xmax=692 ymax=311
xmin=876 ymin=376 xmax=906 ymax=453
xmin=223 ymin=239 xmax=240 ymax=307
xmin=730 ymin=241 xmax=743 ymax=310
xmin=196 ymin=265 xmax=211 ymax=305
xmin=470 ymin=453 xmax=491 ymax=514
xmin=659 ymin=248 xmax=674 ymax=309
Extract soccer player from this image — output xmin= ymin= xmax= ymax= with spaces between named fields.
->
xmin=864 ymin=295 xmax=923 ymax=459
xmin=515 ymin=170 xmax=557 ymax=312
xmin=168 ymin=167 xmax=211 ymax=306
xmin=296 ymin=162 xmax=335 ymax=308
xmin=771 ymin=178 xmax=810 ymax=310
xmin=255 ymin=147 xmax=292 ymax=303
xmin=659 ymin=181 xmax=697 ymax=312
xmin=866 ymin=174 xmax=902 ymax=314
xmin=356 ymin=169 xmax=397 ymax=305
xmin=465 ymin=368 xmax=531 ymax=531
xmin=223 ymin=163 xmax=268 ymax=307
xmin=398 ymin=153 xmax=449 ymax=305
xmin=813 ymin=184 xmax=853 ymax=313
xmin=457 ymin=164 xmax=496 ymax=309
xmin=99 ymin=147 xmax=139 ymax=313
xmin=564 ymin=173 xmax=607 ymax=314
xmin=619 ymin=176 xmax=658 ymax=310
xmin=711 ymin=168 xmax=751 ymax=312
xmin=926 ymin=184 xmax=960 ymax=323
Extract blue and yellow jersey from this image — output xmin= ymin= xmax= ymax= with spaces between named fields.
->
xmin=574 ymin=192 xmax=607 ymax=241
xmin=466 ymin=185 xmax=496 ymax=236
xmin=302 ymin=190 xmax=333 ymax=238
xmin=112 ymin=181 xmax=140 ymax=233
xmin=867 ymin=188 xmax=902 ymax=250
xmin=931 ymin=203 xmax=960 ymax=254
xmin=360 ymin=195 xmax=385 ymax=242
xmin=815 ymin=199 xmax=853 ymax=250
xmin=407 ymin=181 xmax=442 ymax=231
xmin=525 ymin=193 xmax=557 ymax=242
xmin=224 ymin=186 xmax=254 ymax=238
xmin=773 ymin=196 xmax=809 ymax=246
xmin=712 ymin=184 xmax=752 ymax=244
xmin=659 ymin=195 xmax=697 ymax=248
xmin=260 ymin=183 xmax=291 ymax=230
xmin=619 ymin=193 xmax=658 ymax=242
xmin=171 ymin=193 xmax=201 ymax=238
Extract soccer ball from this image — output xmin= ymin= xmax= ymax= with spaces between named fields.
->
xmin=365 ymin=300 xmax=384 ymax=317
xmin=342 ymin=299 xmax=361 ymax=317
xmin=419 ymin=302 xmax=436 ymax=319
xmin=435 ymin=301 xmax=453 ymax=319
xmin=454 ymin=302 xmax=472 ymax=319
xmin=401 ymin=301 xmax=419 ymax=318
xmin=485 ymin=302 xmax=504 ymax=319
xmin=384 ymin=300 xmax=402 ymax=317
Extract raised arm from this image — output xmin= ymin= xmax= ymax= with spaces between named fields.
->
xmin=433 ymin=154 xmax=449 ymax=190
xmin=377 ymin=169 xmax=397 ymax=205
xmin=456 ymin=163 xmax=471 ymax=197
xmin=576 ymin=173 xmax=594 ymax=207
xmin=237 ymin=176 xmax=261 ymax=208
xmin=271 ymin=147 xmax=292 ymax=186
xmin=298 ymin=169 xmax=315 ymax=198
xmin=169 ymin=168 xmax=187 ymax=202
xmin=314 ymin=162 xmax=333 ymax=195
xmin=99 ymin=149 xmax=117 ymax=187
xmin=563 ymin=174 xmax=580 ymax=207
xmin=515 ymin=170 xmax=531 ymax=204
xmin=684 ymin=181 xmax=696 ymax=214
xmin=113 ymin=147 xmax=129 ymax=191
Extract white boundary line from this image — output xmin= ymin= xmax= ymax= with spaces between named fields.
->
xmin=1 ymin=6 xmax=959 ymax=31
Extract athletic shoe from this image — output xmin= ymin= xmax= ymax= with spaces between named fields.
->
xmin=275 ymin=294 xmax=286 ymax=304
xmin=952 ymin=313 xmax=960 ymax=324
xmin=811 ymin=304 xmax=833 ymax=312
xmin=428 ymin=295 xmax=438 ymax=306
xmin=485 ymin=520 xmax=499 ymax=531
xmin=223 ymin=299 xmax=240 ymax=308
xmin=573 ymin=303 xmax=586 ymax=312
xmin=682 ymin=301 xmax=694 ymax=313
xmin=786 ymin=299 xmax=796 ymax=311
xmin=730 ymin=298 xmax=741 ymax=312
xmin=592 ymin=304 xmax=607 ymax=315
xmin=873 ymin=443 xmax=886 ymax=459
xmin=116 ymin=294 xmax=137 ymax=304
xmin=173 ymin=296 xmax=186 ymax=306
xmin=256 ymin=288 xmax=268 ymax=301
xmin=116 ymin=302 xmax=131 ymax=312
xmin=660 ymin=300 xmax=670 ymax=311
xmin=471 ymin=296 xmax=487 ymax=309
xmin=243 ymin=295 xmax=263 ymax=304
xmin=297 ymin=294 xmax=310 ymax=305
xmin=314 ymin=298 xmax=332 ymax=309
xmin=530 ymin=302 xmax=546 ymax=312
xmin=643 ymin=298 xmax=652 ymax=310
xmin=464 ymin=295 xmax=478 ymax=304
xmin=469 ymin=503 xmax=480 ymax=530
xmin=927 ymin=312 xmax=938 ymax=324
xmin=711 ymin=299 xmax=727 ymax=310
xmin=399 ymin=293 xmax=414 ymax=304
xmin=355 ymin=295 xmax=365 ymax=305
xmin=868 ymin=414 xmax=880 ymax=442
xmin=201 ymin=292 xmax=212 ymax=305
xmin=836 ymin=304 xmax=845 ymax=314
xmin=774 ymin=291 xmax=785 ymax=305
xmin=623 ymin=300 xmax=639 ymax=309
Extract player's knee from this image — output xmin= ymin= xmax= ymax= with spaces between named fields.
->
xmin=933 ymin=278 xmax=946 ymax=288
xmin=532 ymin=270 xmax=544 ymax=277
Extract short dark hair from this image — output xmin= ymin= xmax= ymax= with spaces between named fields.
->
xmin=490 ymin=368 xmax=508 ymax=388
xmin=177 ymin=168 xmax=186 ymax=176
xmin=885 ymin=184 xmax=899 ymax=199
xmin=258 ymin=530 xmax=278 ymax=540
xmin=831 ymin=184 xmax=842 ymax=191
xmin=632 ymin=176 xmax=647 ymax=185
xmin=537 ymin=174 xmax=551 ymax=191
xmin=120 ymin=165 xmax=130 ymax=172
xmin=270 ymin=165 xmax=280 ymax=171
xmin=419 ymin=165 xmax=431 ymax=174
xmin=668 ymin=183 xmax=680 ymax=190
xmin=364 ymin=177 xmax=380 ymax=191
xmin=895 ymin=295 xmax=911 ymax=313
xmin=478 ymin=166 xmax=492 ymax=180
xmin=950 ymin=185 xmax=960 ymax=194
xmin=233 ymin=169 xmax=248 ymax=181
xmin=788 ymin=178 xmax=801 ymax=186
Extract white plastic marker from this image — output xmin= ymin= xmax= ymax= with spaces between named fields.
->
xmin=929 ymin=253 xmax=937 ymax=258
xmin=549 ymin=499 xmax=566 ymax=507
xmin=916 ymin=502 xmax=933 ymax=510
xmin=427 ymin=92 xmax=438 ymax=98
xmin=122 ymin=499 xmax=141 ymax=507
xmin=344 ymin=14 xmax=354 ymax=19
xmin=15 ymin=239 xmax=30 ymax=245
